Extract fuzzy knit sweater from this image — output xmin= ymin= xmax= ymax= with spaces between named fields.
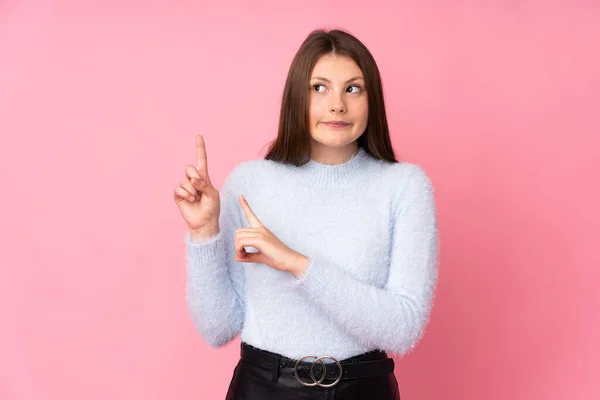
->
xmin=184 ymin=147 xmax=439 ymax=361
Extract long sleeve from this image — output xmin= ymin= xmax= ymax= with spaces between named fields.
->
xmin=291 ymin=166 xmax=439 ymax=355
xmin=184 ymin=170 xmax=246 ymax=348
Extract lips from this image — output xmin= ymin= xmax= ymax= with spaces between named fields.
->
xmin=322 ymin=121 xmax=351 ymax=127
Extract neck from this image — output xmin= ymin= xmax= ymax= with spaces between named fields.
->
xmin=309 ymin=143 xmax=360 ymax=165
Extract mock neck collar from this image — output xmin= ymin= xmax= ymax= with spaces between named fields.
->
xmin=294 ymin=147 xmax=373 ymax=189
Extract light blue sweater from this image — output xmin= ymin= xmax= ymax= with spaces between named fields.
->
xmin=184 ymin=147 xmax=439 ymax=360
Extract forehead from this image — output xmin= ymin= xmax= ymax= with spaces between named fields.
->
xmin=310 ymin=54 xmax=363 ymax=80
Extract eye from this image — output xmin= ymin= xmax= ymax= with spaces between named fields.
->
xmin=346 ymin=85 xmax=362 ymax=94
xmin=312 ymin=84 xmax=326 ymax=93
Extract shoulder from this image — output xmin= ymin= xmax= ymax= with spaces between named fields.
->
xmin=379 ymin=162 xmax=436 ymax=212
xmin=220 ymin=157 xmax=277 ymax=192
xmin=381 ymin=161 xmax=434 ymax=192
xmin=228 ymin=157 xmax=277 ymax=180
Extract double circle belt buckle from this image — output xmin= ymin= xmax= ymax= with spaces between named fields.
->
xmin=293 ymin=355 xmax=343 ymax=388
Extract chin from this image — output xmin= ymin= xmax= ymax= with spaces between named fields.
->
xmin=311 ymin=131 xmax=361 ymax=148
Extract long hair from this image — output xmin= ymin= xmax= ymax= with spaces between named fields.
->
xmin=264 ymin=28 xmax=398 ymax=166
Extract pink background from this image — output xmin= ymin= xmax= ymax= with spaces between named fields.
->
xmin=1 ymin=1 xmax=598 ymax=399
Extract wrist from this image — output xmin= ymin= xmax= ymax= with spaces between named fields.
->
xmin=289 ymin=254 xmax=310 ymax=279
xmin=189 ymin=223 xmax=220 ymax=241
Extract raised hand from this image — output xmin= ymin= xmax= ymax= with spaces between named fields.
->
xmin=174 ymin=135 xmax=221 ymax=235
xmin=234 ymin=195 xmax=309 ymax=278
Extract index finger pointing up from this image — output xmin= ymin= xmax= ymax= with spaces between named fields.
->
xmin=239 ymin=195 xmax=263 ymax=228
xmin=196 ymin=135 xmax=209 ymax=179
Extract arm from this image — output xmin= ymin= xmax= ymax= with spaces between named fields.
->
xmin=292 ymin=166 xmax=439 ymax=355
xmin=185 ymin=170 xmax=246 ymax=348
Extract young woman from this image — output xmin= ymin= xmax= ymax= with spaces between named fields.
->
xmin=174 ymin=28 xmax=439 ymax=400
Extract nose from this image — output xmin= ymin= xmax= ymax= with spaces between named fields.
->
xmin=328 ymin=90 xmax=347 ymax=114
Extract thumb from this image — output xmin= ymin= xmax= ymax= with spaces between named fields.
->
xmin=241 ymin=251 xmax=264 ymax=264
xmin=194 ymin=178 xmax=219 ymax=200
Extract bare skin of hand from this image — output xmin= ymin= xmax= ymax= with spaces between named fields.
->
xmin=235 ymin=194 xmax=309 ymax=278
xmin=174 ymin=135 xmax=221 ymax=238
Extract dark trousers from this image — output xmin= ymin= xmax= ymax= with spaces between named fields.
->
xmin=225 ymin=342 xmax=401 ymax=400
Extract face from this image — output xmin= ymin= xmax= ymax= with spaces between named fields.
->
xmin=308 ymin=54 xmax=368 ymax=154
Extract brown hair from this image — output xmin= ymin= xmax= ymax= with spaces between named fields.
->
xmin=264 ymin=28 xmax=398 ymax=166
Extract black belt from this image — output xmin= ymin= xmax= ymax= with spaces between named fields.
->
xmin=240 ymin=342 xmax=395 ymax=388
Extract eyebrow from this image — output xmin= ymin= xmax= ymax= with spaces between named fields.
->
xmin=310 ymin=76 xmax=365 ymax=84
